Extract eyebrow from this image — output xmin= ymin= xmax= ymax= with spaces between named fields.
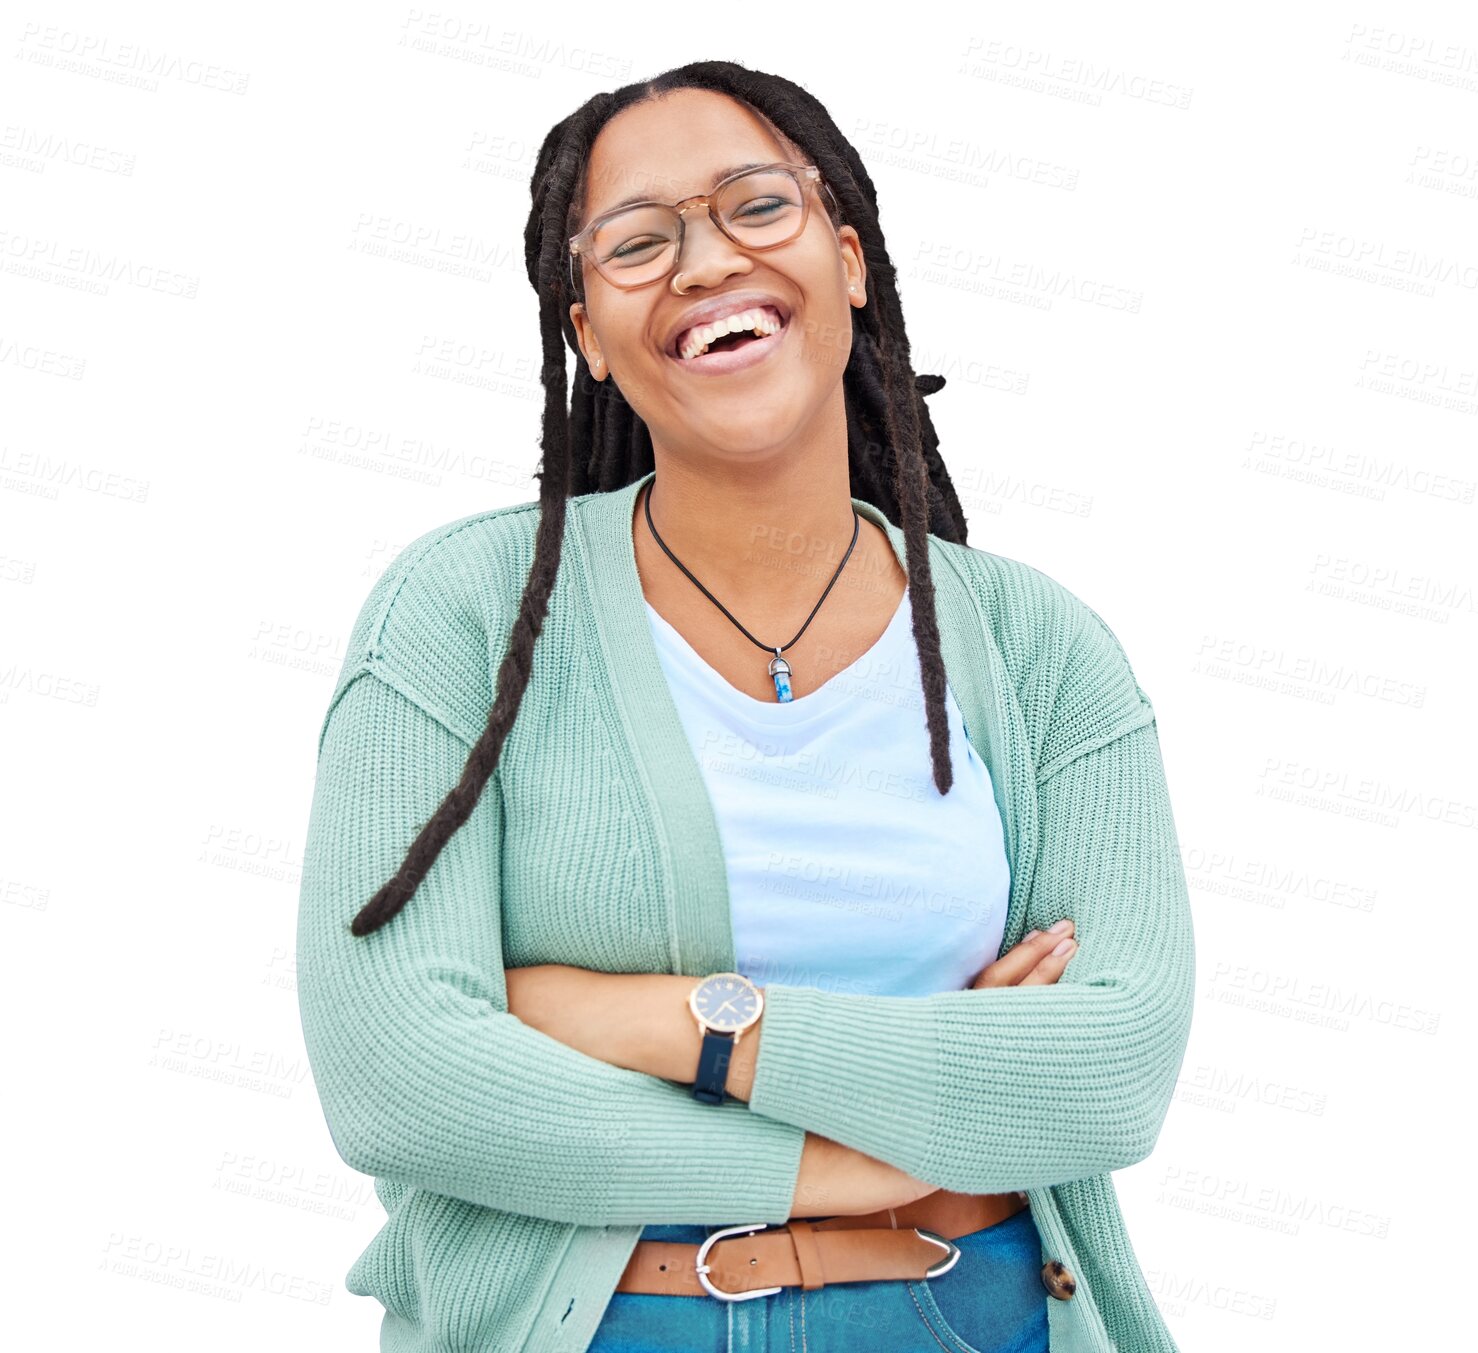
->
xmin=591 ymin=162 xmax=771 ymax=219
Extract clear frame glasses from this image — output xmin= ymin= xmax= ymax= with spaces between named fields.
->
xmin=567 ymin=161 xmax=840 ymax=297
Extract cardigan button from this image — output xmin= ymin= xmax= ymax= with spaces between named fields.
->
xmin=1041 ymin=1259 xmax=1077 ymax=1300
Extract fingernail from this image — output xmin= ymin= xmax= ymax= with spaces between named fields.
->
xmin=1049 ymin=919 xmax=1072 ymax=934
xmin=1024 ymin=929 xmax=1040 ymax=940
xmin=1052 ymin=937 xmax=1076 ymax=957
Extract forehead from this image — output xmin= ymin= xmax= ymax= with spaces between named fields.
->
xmin=582 ymin=88 xmax=791 ymax=222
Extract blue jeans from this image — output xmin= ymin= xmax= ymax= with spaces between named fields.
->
xmin=588 ymin=1205 xmax=1050 ymax=1352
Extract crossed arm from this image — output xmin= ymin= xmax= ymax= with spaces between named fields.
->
xmin=504 ymin=927 xmax=1083 ymax=1221
xmin=301 ymin=662 xmax=1189 ymax=1226
xmin=503 ymin=923 xmax=1083 ymax=1102
xmin=299 ymin=669 xmax=1076 ymax=1227
xmin=508 ymin=718 xmax=1193 ymax=1198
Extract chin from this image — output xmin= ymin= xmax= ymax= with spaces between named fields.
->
xmin=692 ymin=405 xmax=812 ymax=449
xmin=675 ymin=370 xmax=814 ymax=417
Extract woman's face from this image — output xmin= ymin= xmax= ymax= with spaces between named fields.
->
xmin=569 ymin=88 xmax=867 ymax=467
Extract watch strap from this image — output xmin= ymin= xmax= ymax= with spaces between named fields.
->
xmin=692 ymin=1027 xmax=735 ymax=1105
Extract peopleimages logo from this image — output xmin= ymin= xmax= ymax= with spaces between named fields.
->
xmin=1156 ymin=1166 xmax=1392 ymax=1240
xmin=1206 ymin=961 xmax=1441 ymax=1035
xmin=99 ymin=1233 xmax=333 ymax=1304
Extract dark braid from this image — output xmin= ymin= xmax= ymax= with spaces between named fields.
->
xmin=352 ymin=59 xmax=970 ymax=936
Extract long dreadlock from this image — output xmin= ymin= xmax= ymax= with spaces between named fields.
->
xmin=351 ymin=59 xmax=970 ymax=937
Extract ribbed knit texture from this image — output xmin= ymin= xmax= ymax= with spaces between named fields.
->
xmin=296 ymin=470 xmax=1195 ymax=1353
xmin=747 ymin=723 xmax=1194 ymax=1187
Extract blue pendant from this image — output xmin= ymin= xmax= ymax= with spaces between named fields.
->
xmin=768 ymin=652 xmax=793 ymax=703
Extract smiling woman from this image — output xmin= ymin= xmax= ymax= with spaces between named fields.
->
xmin=296 ymin=56 xmax=1194 ymax=1353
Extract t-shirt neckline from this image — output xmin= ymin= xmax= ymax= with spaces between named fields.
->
xmin=644 ymin=586 xmax=911 ymax=722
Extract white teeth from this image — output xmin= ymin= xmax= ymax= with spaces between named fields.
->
xmin=677 ymin=306 xmax=785 ymax=361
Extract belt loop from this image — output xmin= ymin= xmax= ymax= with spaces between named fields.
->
xmin=784 ymin=1220 xmax=828 ymax=1291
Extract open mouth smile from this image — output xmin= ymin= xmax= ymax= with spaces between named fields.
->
xmin=666 ymin=304 xmax=791 ymax=376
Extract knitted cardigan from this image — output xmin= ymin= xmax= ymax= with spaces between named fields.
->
xmin=296 ymin=468 xmax=1196 ymax=1353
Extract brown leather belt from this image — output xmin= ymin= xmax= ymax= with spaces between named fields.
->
xmin=616 ymin=1189 xmax=1030 ymax=1300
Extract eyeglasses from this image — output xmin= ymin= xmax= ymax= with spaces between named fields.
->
xmin=568 ymin=161 xmax=839 ymax=296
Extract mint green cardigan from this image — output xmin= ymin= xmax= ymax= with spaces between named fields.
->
xmin=296 ymin=469 xmax=1195 ymax=1353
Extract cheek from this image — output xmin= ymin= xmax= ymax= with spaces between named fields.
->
xmin=590 ymin=298 xmax=661 ymax=371
xmin=787 ymin=257 xmax=854 ymax=374
xmin=792 ymin=304 xmax=853 ymax=379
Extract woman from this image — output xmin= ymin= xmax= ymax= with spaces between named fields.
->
xmin=296 ymin=60 xmax=1195 ymax=1353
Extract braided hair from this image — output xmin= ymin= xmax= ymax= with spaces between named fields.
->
xmin=351 ymin=58 xmax=970 ymax=937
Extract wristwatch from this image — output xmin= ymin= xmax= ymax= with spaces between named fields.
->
xmin=688 ymin=971 xmax=764 ymax=1105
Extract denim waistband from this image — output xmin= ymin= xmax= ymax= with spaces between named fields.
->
xmin=638 ymin=1221 xmax=737 ymax=1244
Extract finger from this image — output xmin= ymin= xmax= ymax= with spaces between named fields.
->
xmin=969 ymin=921 xmax=1074 ymax=988
xmin=1017 ymin=935 xmax=1078 ymax=986
xmin=969 ymin=922 xmax=1074 ymax=988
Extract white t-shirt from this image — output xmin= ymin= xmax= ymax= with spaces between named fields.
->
xmin=643 ymin=585 xmax=1010 ymax=998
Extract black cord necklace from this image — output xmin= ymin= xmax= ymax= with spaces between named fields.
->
xmin=643 ymin=478 xmax=861 ymax=703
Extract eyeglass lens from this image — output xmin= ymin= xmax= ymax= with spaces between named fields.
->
xmin=587 ymin=168 xmax=808 ymax=288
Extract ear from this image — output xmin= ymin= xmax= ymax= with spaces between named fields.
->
xmin=569 ymin=301 xmax=606 ymax=379
xmin=837 ymin=225 xmax=867 ymax=305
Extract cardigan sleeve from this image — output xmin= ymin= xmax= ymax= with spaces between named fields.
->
xmin=745 ymin=713 xmax=1196 ymax=1192
xmin=296 ymin=664 xmax=807 ymax=1227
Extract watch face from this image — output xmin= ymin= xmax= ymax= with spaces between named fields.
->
xmin=691 ymin=974 xmax=761 ymax=1033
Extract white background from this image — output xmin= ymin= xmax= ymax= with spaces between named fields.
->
xmin=3 ymin=2 xmax=1474 ymax=1349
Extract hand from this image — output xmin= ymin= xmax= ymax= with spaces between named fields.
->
xmin=969 ymin=920 xmax=1077 ymax=989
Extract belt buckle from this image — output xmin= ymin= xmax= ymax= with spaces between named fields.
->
xmin=695 ymin=1222 xmax=782 ymax=1302
xmin=915 ymin=1227 xmax=961 ymax=1278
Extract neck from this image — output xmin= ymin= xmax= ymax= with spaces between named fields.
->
xmin=634 ymin=452 xmax=897 ymax=616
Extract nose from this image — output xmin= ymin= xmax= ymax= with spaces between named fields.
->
xmin=674 ymin=207 xmax=750 ymax=286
